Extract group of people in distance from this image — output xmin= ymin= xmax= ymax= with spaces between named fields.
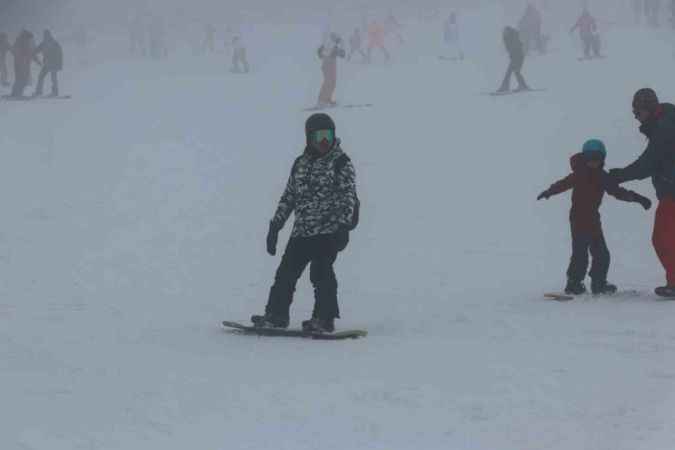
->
xmin=0 ymin=29 xmax=63 ymax=98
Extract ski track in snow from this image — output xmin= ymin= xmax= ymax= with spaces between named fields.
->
xmin=4 ymin=8 xmax=675 ymax=450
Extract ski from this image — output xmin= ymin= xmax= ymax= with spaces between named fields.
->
xmin=222 ymin=320 xmax=367 ymax=340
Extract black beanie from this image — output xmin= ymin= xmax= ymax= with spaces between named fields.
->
xmin=633 ymin=88 xmax=660 ymax=112
xmin=305 ymin=113 xmax=335 ymax=138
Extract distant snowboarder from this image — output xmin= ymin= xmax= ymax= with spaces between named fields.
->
xmin=230 ymin=36 xmax=249 ymax=73
xmin=537 ymin=140 xmax=651 ymax=295
xmin=316 ymin=33 xmax=345 ymax=108
xmin=496 ymin=26 xmax=530 ymax=93
xmin=518 ymin=3 xmax=545 ymax=55
xmin=10 ymin=30 xmax=38 ymax=98
xmin=610 ymin=89 xmax=675 ymax=297
xmin=367 ymin=20 xmax=390 ymax=63
xmin=384 ymin=11 xmax=404 ymax=45
xmin=442 ymin=12 xmax=464 ymax=60
xmin=252 ymin=113 xmax=359 ymax=333
xmin=33 ymin=30 xmax=63 ymax=97
xmin=570 ymin=7 xmax=602 ymax=59
xmin=0 ymin=32 xmax=10 ymax=87
xmin=348 ymin=28 xmax=366 ymax=62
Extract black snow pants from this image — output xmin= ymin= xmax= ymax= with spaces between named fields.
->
xmin=567 ymin=230 xmax=610 ymax=284
xmin=265 ymin=234 xmax=341 ymax=321
xmin=498 ymin=56 xmax=529 ymax=91
xmin=35 ymin=66 xmax=58 ymax=96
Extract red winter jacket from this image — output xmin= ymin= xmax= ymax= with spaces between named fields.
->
xmin=543 ymin=153 xmax=645 ymax=235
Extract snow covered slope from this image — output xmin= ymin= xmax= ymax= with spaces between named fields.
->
xmin=4 ymin=8 xmax=675 ymax=450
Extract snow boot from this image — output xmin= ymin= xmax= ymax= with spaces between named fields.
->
xmin=251 ymin=313 xmax=289 ymax=329
xmin=591 ymin=280 xmax=618 ymax=295
xmin=301 ymin=317 xmax=335 ymax=333
xmin=565 ymin=280 xmax=587 ymax=296
xmin=655 ymin=286 xmax=675 ymax=298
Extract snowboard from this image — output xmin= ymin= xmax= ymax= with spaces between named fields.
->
xmin=303 ymin=103 xmax=373 ymax=112
xmin=578 ymin=56 xmax=606 ymax=62
xmin=544 ymin=289 xmax=640 ymax=302
xmin=2 ymin=94 xmax=71 ymax=101
xmin=222 ymin=320 xmax=368 ymax=340
xmin=484 ymin=88 xmax=546 ymax=97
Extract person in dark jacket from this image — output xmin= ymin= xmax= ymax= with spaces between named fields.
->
xmin=610 ymin=89 xmax=675 ymax=296
xmin=538 ymin=140 xmax=652 ymax=295
xmin=317 ymin=33 xmax=345 ymax=108
xmin=33 ymin=30 xmax=63 ymax=97
xmin=497 ymin=26 xmax=530 ymax=93
xmin=10 ymin=30 xmax=38 ymax=98
xmin=252 ymin=113 xmax=358 ymax=333
xmin=518 ymin=3 xmax=544 ymax=54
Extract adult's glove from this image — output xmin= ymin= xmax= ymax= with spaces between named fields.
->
xmin=635 ymin=195 xmax=652 ymax=211
xmin=334 ymin=227 xmax=350 ymax=252
xmin=266 ymin=222 xmax=281 ymax=256
xmin=537 ymin=190 xmax=551 ymax=201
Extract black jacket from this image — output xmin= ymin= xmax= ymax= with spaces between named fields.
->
xmin=35 ymin=38 xmax=63 ymax=71
xmin=503 ymin=27 xmax=524 ymax=62
xmin=613 ymin=103 xmax=675 ymax=200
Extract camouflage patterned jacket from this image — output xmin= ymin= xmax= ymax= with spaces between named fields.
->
xmin=271 ymin=143 xmax=357 ymax=238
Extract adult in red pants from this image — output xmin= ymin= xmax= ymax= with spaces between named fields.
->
xmin=610 ymin=88 xmax=675 ymax=297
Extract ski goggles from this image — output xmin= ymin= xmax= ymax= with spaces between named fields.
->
xmin=311 ymin=129 xmax=335 ymax=144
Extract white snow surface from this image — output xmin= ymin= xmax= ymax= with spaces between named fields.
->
xmin=4 ymin=9 xmax=675 ymax=450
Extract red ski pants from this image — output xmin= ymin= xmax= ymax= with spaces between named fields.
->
xmin=653 ymin=198 xmax=675 ymax=286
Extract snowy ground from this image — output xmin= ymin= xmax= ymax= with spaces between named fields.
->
xmin=4 ymin=6 xmax=675 ymax=450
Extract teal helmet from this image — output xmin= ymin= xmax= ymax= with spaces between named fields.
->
xmin=582 ymin=139 xmax=607 ymax=160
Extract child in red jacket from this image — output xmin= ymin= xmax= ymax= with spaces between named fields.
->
xmin=537 ymin=139 xmax=652 ymax=295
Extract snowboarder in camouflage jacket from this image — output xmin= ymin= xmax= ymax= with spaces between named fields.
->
xmin=252 ymin=113 xmax=358 ymax=333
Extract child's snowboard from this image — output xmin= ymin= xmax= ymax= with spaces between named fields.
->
xmin=303 ymin=103 xmax=373 ymax=112
xmin=483 ymin=88 xmax=546 ymax=97
xmin=544 ymin=289 xmax=640 ymax=302
xmin=222 ymin=321 xmax=367 ymax=340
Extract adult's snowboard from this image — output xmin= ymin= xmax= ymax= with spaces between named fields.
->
xmin=222 ymin=321 xmax=367 ymax=340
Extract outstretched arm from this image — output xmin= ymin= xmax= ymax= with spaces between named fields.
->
xmin=605 ymin=176 xmax=652 ymax=209
xmin=611 ymin=136 xmax=667 ymax=183
xmin=538 ymin=174 xmax=575 ymax=200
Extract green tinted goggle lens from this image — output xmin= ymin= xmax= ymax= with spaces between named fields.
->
xmin=312 ymin=129 xmax=334 ymax=143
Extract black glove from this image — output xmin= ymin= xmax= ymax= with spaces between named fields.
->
xmin=635 ymin=195 xmax=652 ymax=211
xmin=537 ymin=190 xmax=550 ymax=201
xmin=266 ymin=222 xmax=281 ymax=256
xmin=334 ymin=227 xmax=350 ymax=252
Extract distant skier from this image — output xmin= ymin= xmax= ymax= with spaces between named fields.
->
xmin=367 ymin=20 xmax=390 ymax=63
xmin=518 ymin=3 xmax=545 ymax=55
xmin=10 ymin=30 xmax=38 ymax=98
xmin=316 ymin=33 xmax=345 ymax=108
xmin=384 ymin=11 xmax=404 ymax=45
xmin=442 ymin=12 xmax=464 ymax=60
xmin=252 ymin=113 xmax=359 ymax=333
xmin=230 ymin=36 xmax=249 ymax=73
xmin=347 ymin=28 xmax=366 ymax=62
xmin=33 ymin=30 xmax=63 ymax=97
xmin=537 ymin=140 xmax=652 ymax=295
xmin=645 ymin=0 xmax=661 ymax=27
xmin=496 ymin=26 xmax=530 ymax=93
xmin=0 ymin=32 xmax=10 ymax=87
xmin=570 ymin=7 xmax=602 ymax=59
xmin=203 ymin=24 xmax=216 ymax=54
xmin=633 ymin=0 xmax=644 ymax=24
xmin=609 ymin=89 xmax=675 ymax=297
